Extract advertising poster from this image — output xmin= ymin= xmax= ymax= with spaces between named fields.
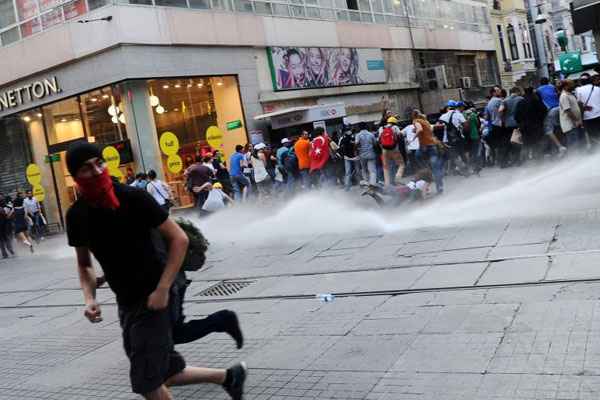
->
xmin=268 ymin=47 xmax=385 ymax=91
xmin=20 ymin=17 xmax=41 ymax=37
xmin=41 ymin=8 xmax=63 ymax=29
xmin=39 ymin=0 xmax=61 ymax=11
xmin=63 ymin=0 xmax=87 ymax=20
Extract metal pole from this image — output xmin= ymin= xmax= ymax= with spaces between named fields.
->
xmin=530 ymin=1 xmax=549 ymax=79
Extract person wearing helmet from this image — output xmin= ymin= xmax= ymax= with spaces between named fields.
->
xmin=202 ymin=181 xmax=234 ymax=214
xmin=436 ymin=100 xmax=470 ymax=175
xmin=377 ymin=116 xmax=405 ymax=187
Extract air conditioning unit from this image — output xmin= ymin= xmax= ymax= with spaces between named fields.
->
xmin=459 ymin=77 xmax=472 ymax=89
xmin=416 ymin=66 xmax=449 ymax=91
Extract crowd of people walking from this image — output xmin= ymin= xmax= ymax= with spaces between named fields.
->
xmin=0 ymin=190 xmax=46 ymax=257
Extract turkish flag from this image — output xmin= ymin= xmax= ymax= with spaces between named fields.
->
xmin=309 ymin=135 xmax=330 ymax=172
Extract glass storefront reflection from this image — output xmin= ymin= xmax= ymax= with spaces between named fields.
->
xmin=0 ymin=76 xmax=248 ymax=226
xmin=148 ymin=75 xmax=247 ymax=207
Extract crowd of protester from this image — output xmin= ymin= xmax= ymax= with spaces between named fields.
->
xmin=178 ymin=73 xmax=599 ymax=212
xmin=4 ymin=74 xmax=596 ymax=243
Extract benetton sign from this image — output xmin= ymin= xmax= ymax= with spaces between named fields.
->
xmin=0 ymin=77 xmax=61 ymax=111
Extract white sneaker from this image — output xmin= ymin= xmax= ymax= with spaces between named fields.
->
xmin=558 ymin=146 xmax=567 ymax=156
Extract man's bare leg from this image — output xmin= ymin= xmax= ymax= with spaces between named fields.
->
xmin=165 ymin=367 xmax=225 ymax=386
xmin=165 ymin=362 xmax=246 ymax=400
xmin=144 ymin=385 xmax=174 ymax=400
xmin=548 ymin=133 xmax=563 ymax=150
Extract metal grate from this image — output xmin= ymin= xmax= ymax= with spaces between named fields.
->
xmin=197 ymin=281 xmax=254 ymax=297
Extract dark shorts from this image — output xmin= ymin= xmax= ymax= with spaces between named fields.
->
xmin=583 ymin=117 xmax=600 ymax=138
xmin=118 ymin=295 xmax=186 ymax=395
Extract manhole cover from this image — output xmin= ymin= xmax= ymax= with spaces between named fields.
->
xmin=196 ymin=281 xmax=254 ymax=297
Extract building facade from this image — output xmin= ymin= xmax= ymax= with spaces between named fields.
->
xmin=0 ymin=0 xmax=498 ymax=228
xmin=489 ymin=0 xmax=537 ymax=88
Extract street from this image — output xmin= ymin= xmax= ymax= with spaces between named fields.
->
xmin=1 ymin=159 xmax=600 ymax=400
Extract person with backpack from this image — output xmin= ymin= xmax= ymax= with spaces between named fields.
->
xmin=412 ymin=110 xmax=445 ymax=195
xmin=338 ymin=127 xmax=358 ymax=191
xmin=146 ymin=170 xmax=173 ymax=213
xmin=377 ymin=116 xmax=405 ymax=187
xmin=277 ymin=138 xmax=295 ymax=194
xmin=462 ymin=103 xmax=483 ymax=173
xmin=64 ymin=142 xmax=247 ymax=400
xmin=437 ymin=100 xmax=470 ymax=175
xmin=280 ymin=139 xmax=299 ymax=194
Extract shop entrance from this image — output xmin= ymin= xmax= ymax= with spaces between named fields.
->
xmin=9 ymin=85 xmax=131 ymax=229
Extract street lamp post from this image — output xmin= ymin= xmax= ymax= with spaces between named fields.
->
xmin=530 ymin=1 xmax=550 ymax=78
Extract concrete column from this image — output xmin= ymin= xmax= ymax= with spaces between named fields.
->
xmin=120 ymin=81 xmax=165 ymax=180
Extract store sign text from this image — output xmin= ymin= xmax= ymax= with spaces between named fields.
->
xmin=0 ymin=77 xmax=61 ymax=111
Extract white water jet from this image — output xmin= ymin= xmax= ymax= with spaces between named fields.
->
xmin=185 ymin=152 xmax=600 ymax=246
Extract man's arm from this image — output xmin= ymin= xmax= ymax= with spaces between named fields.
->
xmin=75 ymin=247 xmax=102 ymax=323
xmin=147 ymin=218 xmax=189 ymax=310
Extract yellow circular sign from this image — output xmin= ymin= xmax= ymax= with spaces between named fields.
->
xmin=167 ymin=154 xmax=183 ymax=174
xmin=102 ymin=146 xmax=120 ymax=169
xmin=108 ymin=166 xmax=123 ymax=179
xmin=32 ymin=184 xmax=45 ymax=202
xmin=26 ymin=164 xmax=42 ymax=185
xmin=160 ymin=132 xmax=180 ymax=156
xmin=206 ymin=126 xmax=224 ymax=149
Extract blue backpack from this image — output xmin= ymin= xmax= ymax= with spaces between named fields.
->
xmin=283 ymin=147 xmax=299 ymax=172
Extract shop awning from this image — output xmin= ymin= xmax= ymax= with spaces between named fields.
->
xmin=253 ymin=106 xmax=313 ymax=121
xmin=254 ymin=103 xmax=346 ymax=130
xmin=571 ymin=0 xmax=600 ymax=34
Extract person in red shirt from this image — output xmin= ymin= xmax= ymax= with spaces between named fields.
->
xmin=309 ymin=127 xmax=330 ymax=188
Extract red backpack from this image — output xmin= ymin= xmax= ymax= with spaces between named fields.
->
xmin=379 ymin=126 xmax=397 ymax=150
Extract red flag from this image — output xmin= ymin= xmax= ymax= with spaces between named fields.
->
xmin=309 ymin=135 xmax=330 ymax=172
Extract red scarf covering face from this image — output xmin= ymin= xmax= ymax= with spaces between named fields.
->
xmin=75 ymin=168 xmax=120 ymax=210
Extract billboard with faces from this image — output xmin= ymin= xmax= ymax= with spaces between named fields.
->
xmin=267 ymin=47 xmax=386 ymax=91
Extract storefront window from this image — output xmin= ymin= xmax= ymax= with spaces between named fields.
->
xmin=148 ymin=76 xmax=247 ymax=207
xmin=3 ymin=109 xmax=63 ymax=228
xmin=80 ymin=86 xmax=128 ymax=144
xmin=43 ymin=97 xmax=85 ymax=145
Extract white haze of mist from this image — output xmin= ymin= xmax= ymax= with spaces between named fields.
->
xmin=191 ymin=152 xmax=600 ymax=246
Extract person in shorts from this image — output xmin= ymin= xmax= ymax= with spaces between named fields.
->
xmin=65 ymin=142 xmax=247 ymax=400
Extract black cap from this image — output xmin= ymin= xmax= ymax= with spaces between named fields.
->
xmin=66 ymin=141 xmax=102 ymax=177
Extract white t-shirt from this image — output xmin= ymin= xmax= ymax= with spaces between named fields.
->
xmin=575 ymin=84 xmax=600 ymax=120
xmin=438 ymin=111 xmax=466 ymax=143
xmin=146 ymin=180 xmax=170 ymax=206
xmin=202 ymin=189 xmax=226 ymax=212
xmin=23 ymin=197 xmax=40 ymax=215
xmin=402 ymin=124 xmax=419 ymax=151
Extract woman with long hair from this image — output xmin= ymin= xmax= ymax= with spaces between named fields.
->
xmin=306 ymin=47 xmax=328 ymax=88
xmin=330 ymin=48 xmax=361 ymax=86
